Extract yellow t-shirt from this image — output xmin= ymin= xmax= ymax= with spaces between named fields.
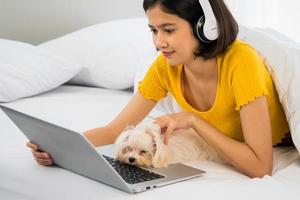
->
xmin=138 ymin=40 xmax=289 ymax=145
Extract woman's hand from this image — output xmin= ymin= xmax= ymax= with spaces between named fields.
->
xmin=26 ymin=141 xmax=53 ymax=166
xmin=154 ymin=112 xmax=197 ymax=144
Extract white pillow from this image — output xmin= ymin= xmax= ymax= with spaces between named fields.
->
xmin=39 ymin=17 xmax=156 ymax=90
xmin=238 ymin=25 xmax=300 ymax=153
xmin=0 ymin=39 xmax=81 ymax=102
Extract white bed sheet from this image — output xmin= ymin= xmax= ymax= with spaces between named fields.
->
xmin=0 ymin=85 xmax=299 ymax=200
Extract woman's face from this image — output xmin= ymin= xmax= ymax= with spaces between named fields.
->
xmin=146 ymin=5 xmax=199 ymax=66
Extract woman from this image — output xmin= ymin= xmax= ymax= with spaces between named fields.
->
xmin=27 ymin=0 xmax=290 ymax=178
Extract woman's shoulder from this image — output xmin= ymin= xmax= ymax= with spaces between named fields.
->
xmin=151 ymin=53 xmax=179 ymax=75
xmin=218 ymin=39 xmax=267 ymax=81
xmin=219 ymin=39 xmax=264 ymax=69
xmin=224 ymin=39 xmax=260 ymax=59
xmin=150 ymin=53 xmax=168 ymax=71
xmin=153 ymin=53 xmax=168 ymax=65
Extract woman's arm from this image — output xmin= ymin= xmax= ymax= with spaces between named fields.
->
xmin=27 ymin=92 xmax=156 ymax=165
xmin=84 ymin=92 xmax=157 ymax=147
xmin=155 ymin=96 xmax=273 ymax=178
xmin=192 ymin=96 xmax=273 ymax=177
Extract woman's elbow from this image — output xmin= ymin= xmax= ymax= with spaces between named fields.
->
xmin=247 ymin=163 xmax=273 ymax=178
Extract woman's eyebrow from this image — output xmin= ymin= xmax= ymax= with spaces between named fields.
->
xmin=148 ymin=23 xmax=176 ymax=29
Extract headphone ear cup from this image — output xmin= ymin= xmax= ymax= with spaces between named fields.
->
xmin=195 ymin=15 xmax=211 ymax=43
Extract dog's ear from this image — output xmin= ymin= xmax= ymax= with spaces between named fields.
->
xmin=124 ymin=125 xmax=135 ymax=132
xmin=114 ymin=125 xmax=135 ymax=144
xmin=113 ymin=127 xmax=133 ymax=158
xmin=145 ymin=124 xmax=169 ymax=168
xmin=115 ymin=129 xmax=130 ymax=144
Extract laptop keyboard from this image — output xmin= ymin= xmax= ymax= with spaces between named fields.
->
xmin=102 ymin=155 xmax=165 ymax=184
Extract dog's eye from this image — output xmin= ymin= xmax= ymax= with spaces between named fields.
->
xmin=140 ymin=150 xmax=147 ymax=154
xmin=122 ymin=147 xmax=133 ymax=153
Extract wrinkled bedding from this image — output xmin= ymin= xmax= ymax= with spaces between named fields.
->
xmin=0 ymin=85 xmax=299 ymax=200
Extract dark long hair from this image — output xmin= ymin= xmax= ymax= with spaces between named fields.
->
xmin=143 ymin=0 xmax=239 ymax=59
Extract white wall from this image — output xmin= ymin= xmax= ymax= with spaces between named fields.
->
xmin=2 ymin=0 xmax=299 ymax=44
xmin=0 ymin=0 xmax=145 ymax=44
xmin=225 ymin=0 xmax=300 ymax=42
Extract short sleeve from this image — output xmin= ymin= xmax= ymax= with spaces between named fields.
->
xmin=229 ymin=46 xmax=269 ymax=110
xmin=138 ymin=55 xmax=168 ymax=102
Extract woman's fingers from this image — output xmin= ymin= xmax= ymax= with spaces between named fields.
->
xmin=154 ymin=117 xmax=176 ymax=145
xmin=27 ymin=141 xmax=53 ymax=166
xmin=31 ymin=149 xmax=49 ymax=159
xmin=35 ymin=158 xmax=52 ymax=165
xmin=163 ymin=125 xmax=175 ymax=145
xmin=35 ymin=157 xmax=53 ymax=165
xmin=26 ymin=141 xmax=38 ymax=150
xmin=31 ymin=150 xmax=53 ymax=166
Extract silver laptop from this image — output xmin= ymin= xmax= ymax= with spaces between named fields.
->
xmin=0 ymin=105 xmax=205 ymax=193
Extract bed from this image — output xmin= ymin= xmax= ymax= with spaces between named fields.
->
xmin=0 ymin=85 xmax=299 ymax=200
xmin=1 ymin=1 xmax=300 ymax=199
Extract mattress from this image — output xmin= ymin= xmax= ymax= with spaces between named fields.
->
xmin=0 ymin=85 xmax=299 ymax=200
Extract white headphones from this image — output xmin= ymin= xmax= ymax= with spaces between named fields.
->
xmin=195 ymin=0 xmax=219 ymax=43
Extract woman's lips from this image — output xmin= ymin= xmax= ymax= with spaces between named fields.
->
xmin=162 ymin=51 xmax=175 ymax=58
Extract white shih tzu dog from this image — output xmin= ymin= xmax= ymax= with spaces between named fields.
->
xmin=114 ymin=123 xmax=224 ymax=168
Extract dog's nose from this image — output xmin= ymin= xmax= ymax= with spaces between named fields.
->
xmin=128 ymin=157 xmax=136 ymax=163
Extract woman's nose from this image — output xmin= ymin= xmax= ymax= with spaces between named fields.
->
xmin=154 ymin=33 xmax=168 ymax=49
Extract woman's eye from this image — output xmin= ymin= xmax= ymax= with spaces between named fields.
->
xmin=165 ymin=29 xmax=175 ymax=34
xmin=150 ymin=29 xmax=157 ymax=34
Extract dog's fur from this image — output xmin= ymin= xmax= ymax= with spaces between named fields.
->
xmin=114 ymin=123 xmax=225 ymax=168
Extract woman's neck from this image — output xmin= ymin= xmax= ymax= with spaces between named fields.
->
xmin=183 ymin=57 xmax=218 ymax=81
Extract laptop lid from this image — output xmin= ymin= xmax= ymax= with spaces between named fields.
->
xmin=0 ymin=105 xmax=131 ymax=192
xmin=0 ymin=105 xmax=205 ymax=193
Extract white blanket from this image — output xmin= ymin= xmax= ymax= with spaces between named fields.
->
xmin=0 ymin=85 xmax=299 ymax=200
